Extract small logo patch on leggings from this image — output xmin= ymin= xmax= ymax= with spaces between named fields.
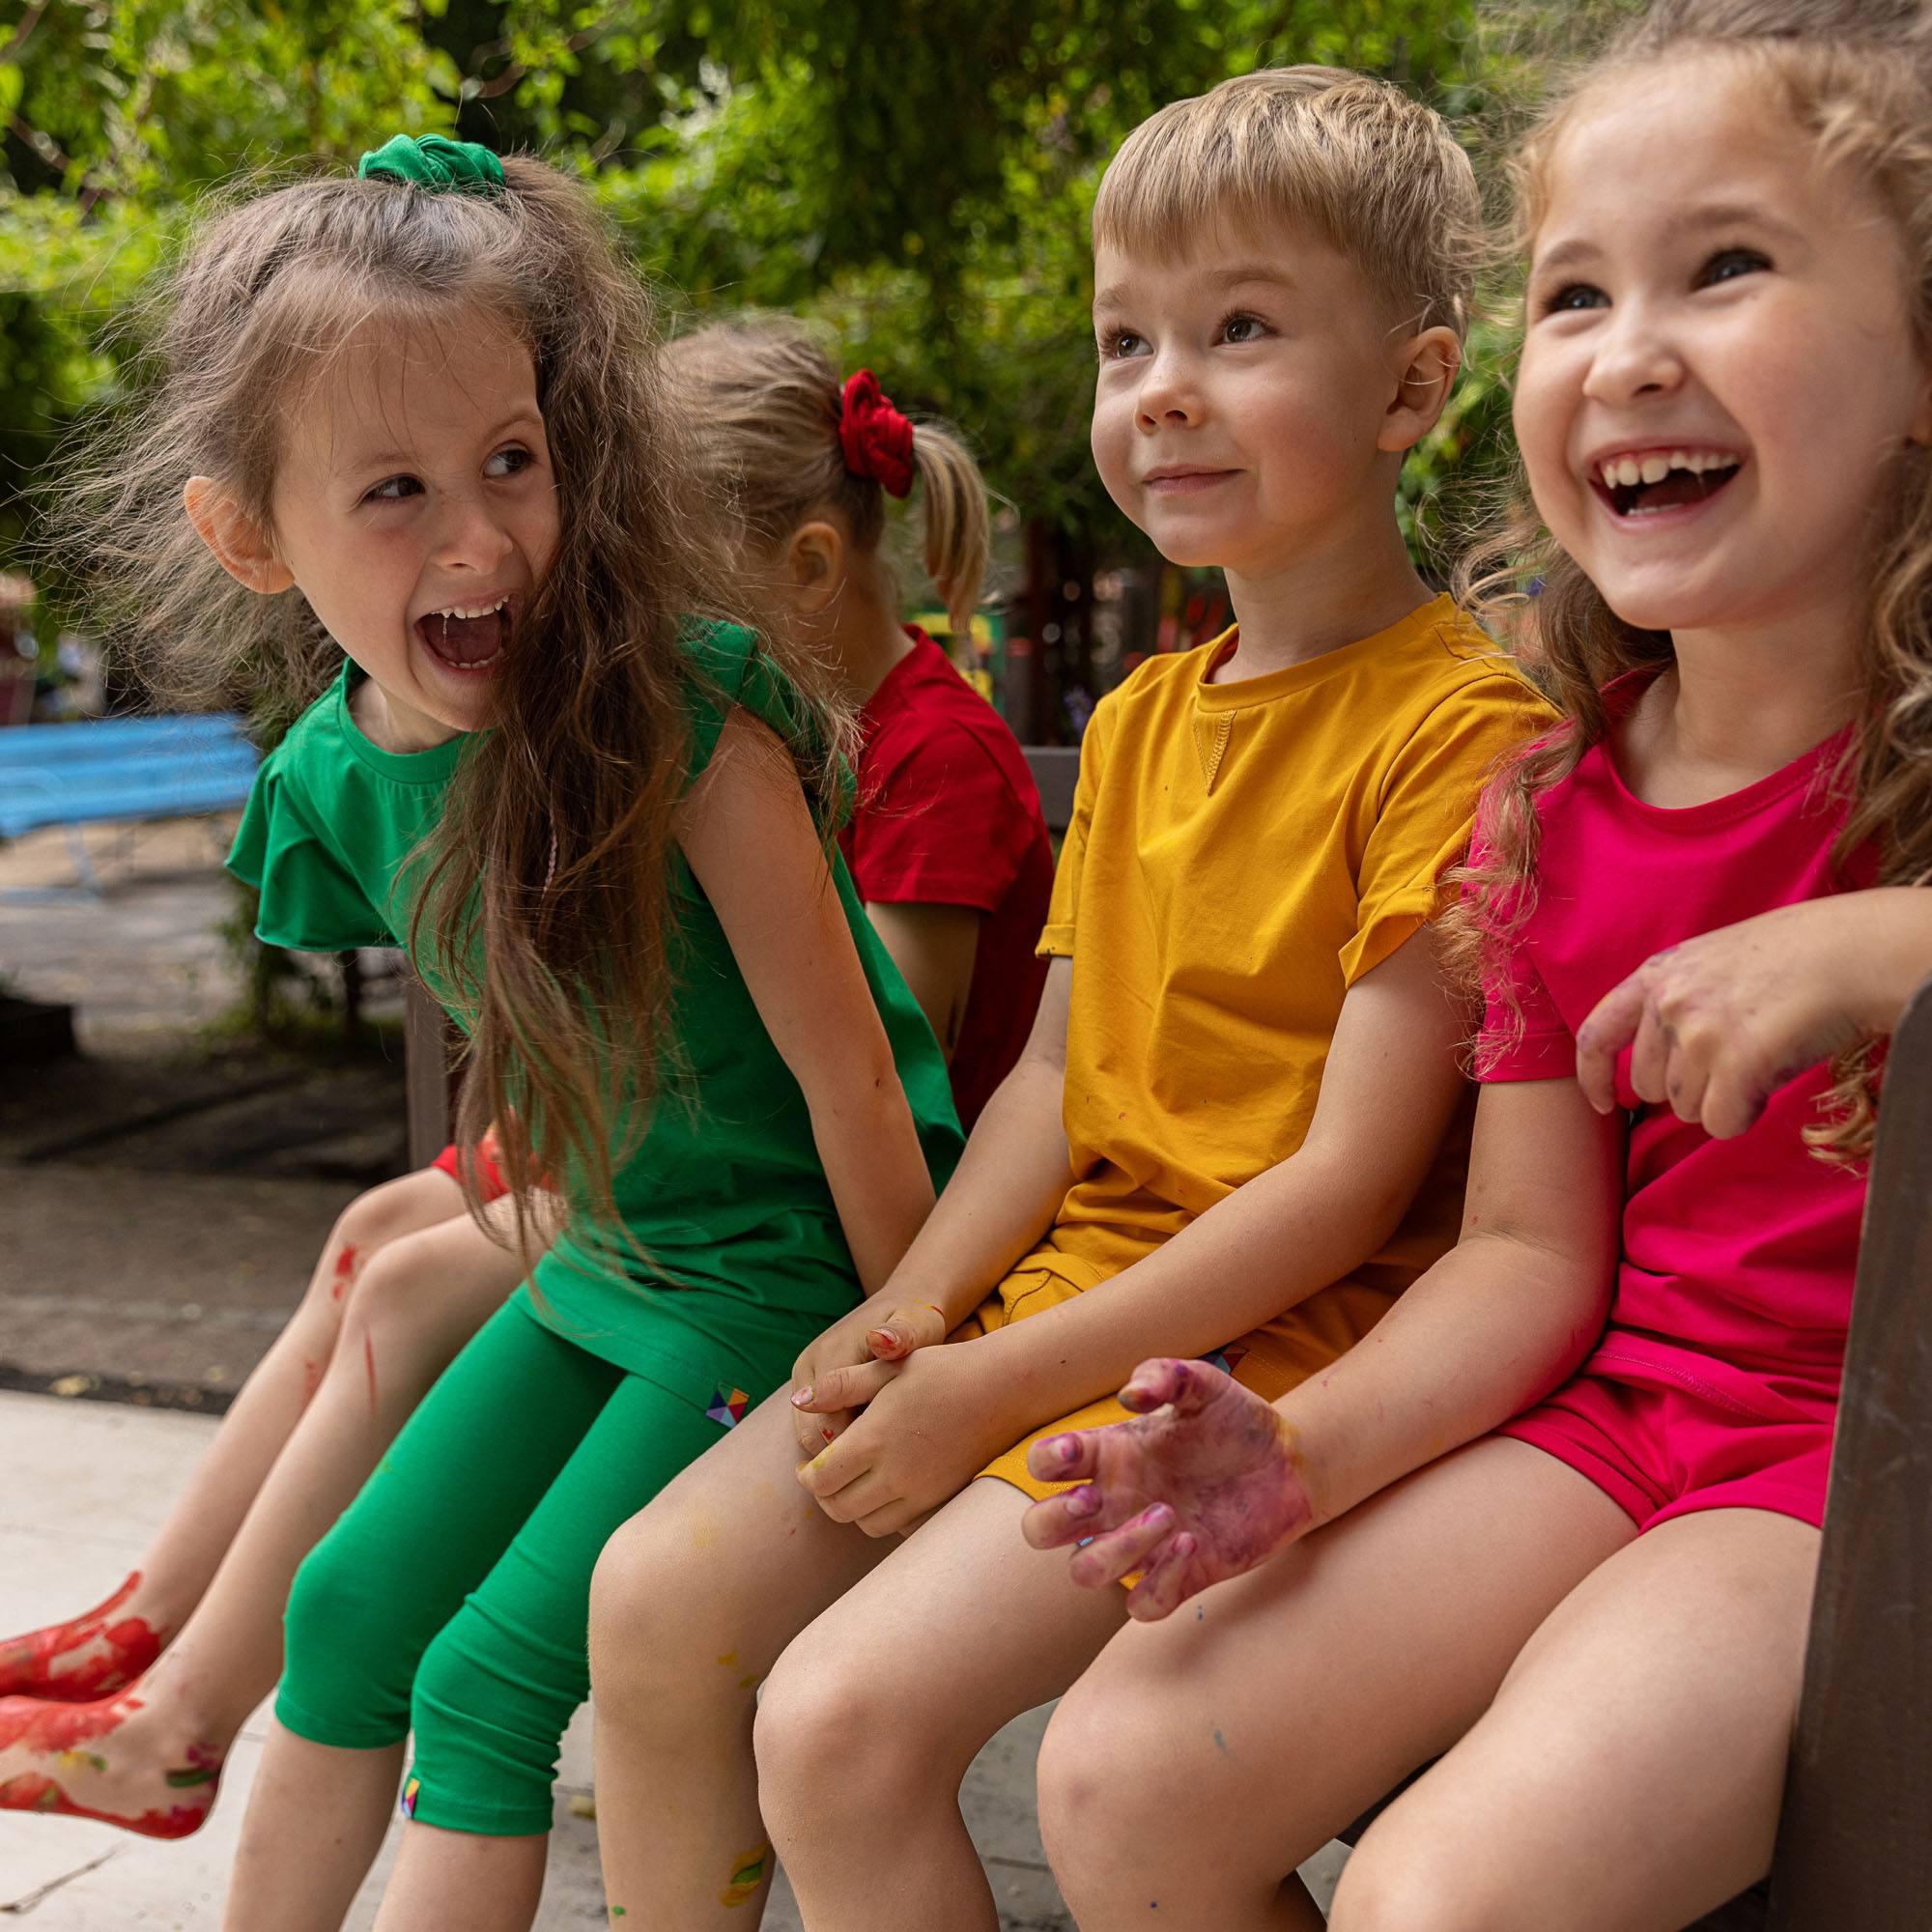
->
xmin=400 ymin=1776 xmax=420 ymax=1820
xmin=706 ymin=1386 xmax=751 ymax=1429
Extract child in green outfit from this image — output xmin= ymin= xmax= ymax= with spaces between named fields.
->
xmin=22 ymin=136 xmax=960 ymax=1930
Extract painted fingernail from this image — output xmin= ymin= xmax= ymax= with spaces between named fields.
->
xmin=1051 ymin=1434 xmax=1079 ymax=1464
xmin=1065 ymin=1484 xmax=1101 ymax=1518
xmin=790 ymin=1386 xmax=812 ymax=1406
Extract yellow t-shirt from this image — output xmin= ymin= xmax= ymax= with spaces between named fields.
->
xmin=997 ymin=593 xmax=1553 ymax=1392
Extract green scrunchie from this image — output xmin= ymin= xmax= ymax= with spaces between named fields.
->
xmin=356 ymin=133 xmax=504 ymax=194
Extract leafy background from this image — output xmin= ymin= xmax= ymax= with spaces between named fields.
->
xmin=0 ymin=0 xmax=1640 ymax=729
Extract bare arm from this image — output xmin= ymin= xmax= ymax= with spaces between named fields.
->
xmin=865 ymin=900 xmax=983 ymax=1063
xmin=864 ymin=952 xmax=1074 ymax=1330
xmin=1025 ymin=1070 xmax=1626 ymax=1615
xmin=945 ymin=930 xmax=1473 ymax=1444
xmin=676 ymin=710 xmax=934 ymax=1297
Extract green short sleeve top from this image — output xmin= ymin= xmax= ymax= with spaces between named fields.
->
xmin=228 ymin=624 xmax=962 ymax=1387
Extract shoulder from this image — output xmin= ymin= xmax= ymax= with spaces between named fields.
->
xmin=870 ymin=648 xmax=1036 ymax=798
xmin=1377 ymin=611 xmax=1556 ymax=770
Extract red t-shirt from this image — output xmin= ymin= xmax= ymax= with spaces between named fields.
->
xmin=838 ymin=629 xmax=1054 ymax=1130
xmin=1477 ymin=677 xmax=1872 ymax=1396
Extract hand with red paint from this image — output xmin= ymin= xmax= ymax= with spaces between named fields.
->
xmin=1574 ymin=892 xmax=1932 ymax=1139
xmin=1020 ymin=1359 xmax=1317 ymax=1621
xmin=787 ymin=1291 xmax=952 ymax=1459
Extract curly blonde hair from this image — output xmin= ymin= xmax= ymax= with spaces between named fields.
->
xmin=1446 ymin=0 xmax=1932 ymax=1162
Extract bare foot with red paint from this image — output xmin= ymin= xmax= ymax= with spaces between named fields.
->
xmin=1021 ymin=1357 xmax=1317 ymax=1620
xmin=0 ymin=1689 xmax=221 ymax=1839
xmin=0 ymin=1575 xmax=167 ymax=1702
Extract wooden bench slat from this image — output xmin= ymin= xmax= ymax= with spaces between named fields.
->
xmin=1764 ymin=973 xmax=1932 ymax=1930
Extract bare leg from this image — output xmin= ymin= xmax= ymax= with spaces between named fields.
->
xmin=0 ymin=1203 xmax=536 ymax=1835
xmin=221 ymin=1726 xmax=407 ymax=1932
xmin=588 ymin=1386 xmax=889 ymax=1924
xmin=753 ymin=1477 xmax=1131 ymax=1932
xmin=1330 ymin=1507 xmax=1817 ymax=1932
xmin=0 ymin=1167 xmax=466 ymax=1699
xmin=1037 ymin=1438 xmax=1636 ymax=1932
xmin=371 ymin=1826 xmax=549 ymax=1932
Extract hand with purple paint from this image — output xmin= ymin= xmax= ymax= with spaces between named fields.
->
xmin=787 ymin=1292 xmax=952 ymax=1458
xmin=1020 ymin=1358 xmax=1316 ymax=1621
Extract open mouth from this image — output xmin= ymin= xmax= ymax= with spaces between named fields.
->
xmin=1592 ymin=448 xmax=1743 ymax=519
xmin=416 ymin=596 xmax=513 ymax=673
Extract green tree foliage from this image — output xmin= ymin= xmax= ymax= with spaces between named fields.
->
xmin=0 ymin=0 xmax=1580 ymax=658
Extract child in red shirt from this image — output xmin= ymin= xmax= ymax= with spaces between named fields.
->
xmin=669 ymin=320 xmax=1052 ymax=1127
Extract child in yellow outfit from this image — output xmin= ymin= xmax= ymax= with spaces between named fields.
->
xmin=976 ymin=592 xmax=1534 ymax=1493
xmin=586 ymin=67 xmax=1553 ymax=1931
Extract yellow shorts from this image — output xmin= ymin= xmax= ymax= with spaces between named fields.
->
xmin=966 ymin=1253 xmax=1395 ymax=1504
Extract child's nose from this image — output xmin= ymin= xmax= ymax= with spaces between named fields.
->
xmin=1582 ymin=303 xmax=1686 ymax=406
xmin=433 ymin=494 xmax=517 ymax=570
xmin=1135 ymin=352 xmax=1203 ymax=428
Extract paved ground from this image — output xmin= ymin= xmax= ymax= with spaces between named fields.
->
xmin=2 ymin=820 xmax=409 ymax=1401
xmin=0 ymin=1393 xmax=1351 ymax=1926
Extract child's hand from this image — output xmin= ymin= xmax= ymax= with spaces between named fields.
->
xmin=1019 ymin=1359 xmax=1315 ymax=1622
xmin=1575 ymin=898 xmax=1877 ymax=1138
xmin=795 ymin=1343 xmax=1007 ymax=1537
xmin=788 ymin=1294 xmax=952 ymax=1458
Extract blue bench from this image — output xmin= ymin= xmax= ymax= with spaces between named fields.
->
xmin=0 ymin=713 xmax=260 ymax=892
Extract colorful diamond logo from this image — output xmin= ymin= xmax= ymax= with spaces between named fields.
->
xmin=706 ymin=1386 xmax=751 ymax=1429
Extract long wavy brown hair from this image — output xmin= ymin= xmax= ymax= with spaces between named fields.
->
xmin=70 ymin=154 xmax=850 ymax=1240
xmin=1445 ymin=0 xmax=1932 ymax=1162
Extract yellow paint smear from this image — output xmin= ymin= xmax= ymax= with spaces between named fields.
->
xmin=719 ymin=1843 xmax=769 ymax=1908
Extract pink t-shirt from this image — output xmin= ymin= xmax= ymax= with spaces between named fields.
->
xmin=1478 ymin=681 xmax=1873 ymax=1394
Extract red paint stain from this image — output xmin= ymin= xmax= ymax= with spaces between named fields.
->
xmin=0 ymin=1688 xmax=142 ymax=1754
xmin=0 ymin=1575 xmax=161 ymax=1702
xmin=331 ymin=1244 xmax=359 ymax=1302
xmin=301 ymin=1358 xmax=323 ymax=1406
xmin=0 ymin=1769 xmax=213 ymax=1839
xmin=363 ymin=1334 xmax=379 ymax=1415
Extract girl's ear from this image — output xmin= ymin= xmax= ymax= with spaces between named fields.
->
xmin=184 ymin=478 xmax=294 ymax=594
xmin=782 ymin=518 xmax=845 ymax=616
xmin=1378 ymin=326 xmax=1463 ymax=455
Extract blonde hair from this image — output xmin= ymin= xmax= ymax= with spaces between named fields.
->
xmin=665 ymin=318 xmax=991 ymax=637
xmin=1448 ymin=0 xmax=1932 ymax=1162
xmin=68 ymin=157 xmax=847 ymax=1243
xmin=1093 ymin=66 xmax=1483 ymax=342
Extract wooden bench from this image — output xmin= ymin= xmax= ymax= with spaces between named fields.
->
xmin=0 ymin=711 xmax=260 ymax=892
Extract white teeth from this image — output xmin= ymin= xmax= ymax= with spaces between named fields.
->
xmin=1597 ymin=450 xmax=1739 ymax=487
xmin=429 ymin=596 xmax=510 ymax=622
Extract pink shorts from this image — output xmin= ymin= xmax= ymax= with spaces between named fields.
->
xmin=1501 ymin=1347 xmax=1838 ymax=1532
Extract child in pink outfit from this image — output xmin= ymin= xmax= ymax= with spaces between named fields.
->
xmin=1486 ymin=676 xmax=1871 ymax=1531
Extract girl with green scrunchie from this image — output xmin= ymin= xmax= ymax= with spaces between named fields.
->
xmin=25 ymin=136 xmax=962 ymax=1930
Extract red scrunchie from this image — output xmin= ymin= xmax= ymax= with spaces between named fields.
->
xmin=838 ymin=369 xmax=916 ymax=499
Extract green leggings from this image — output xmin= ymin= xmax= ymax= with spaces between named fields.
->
xmin=276 ymin=1294 xmax=767 ymax=1835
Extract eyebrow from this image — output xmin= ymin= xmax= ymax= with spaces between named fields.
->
xmin=336 ymin=412 xmax=544 ymax=473
xmin=1093 ymin=261 xmax=1295 ymax=311
xmin=1534 ymin=200 xmax=1806 ymax=273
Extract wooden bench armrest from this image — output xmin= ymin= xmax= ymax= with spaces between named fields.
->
xmin=1766 ymin=970 xmax=1932 ymax=1929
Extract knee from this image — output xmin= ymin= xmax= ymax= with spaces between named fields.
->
xmin=753 ymin=1636 xmax=905 ymax=1826
xmin=1328 ymin=1816 xmax=1503 ymax=1932
xmin=333 ymin=1166 xmax=458 ymax=1258
xmin=588 ymin=1504 xmax=754 ymax=1733
xmin=282 ymin=1534 xmax=403 ymax=1721
xmin=1035 ymin=1682 xmax=1173 ymax=1908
